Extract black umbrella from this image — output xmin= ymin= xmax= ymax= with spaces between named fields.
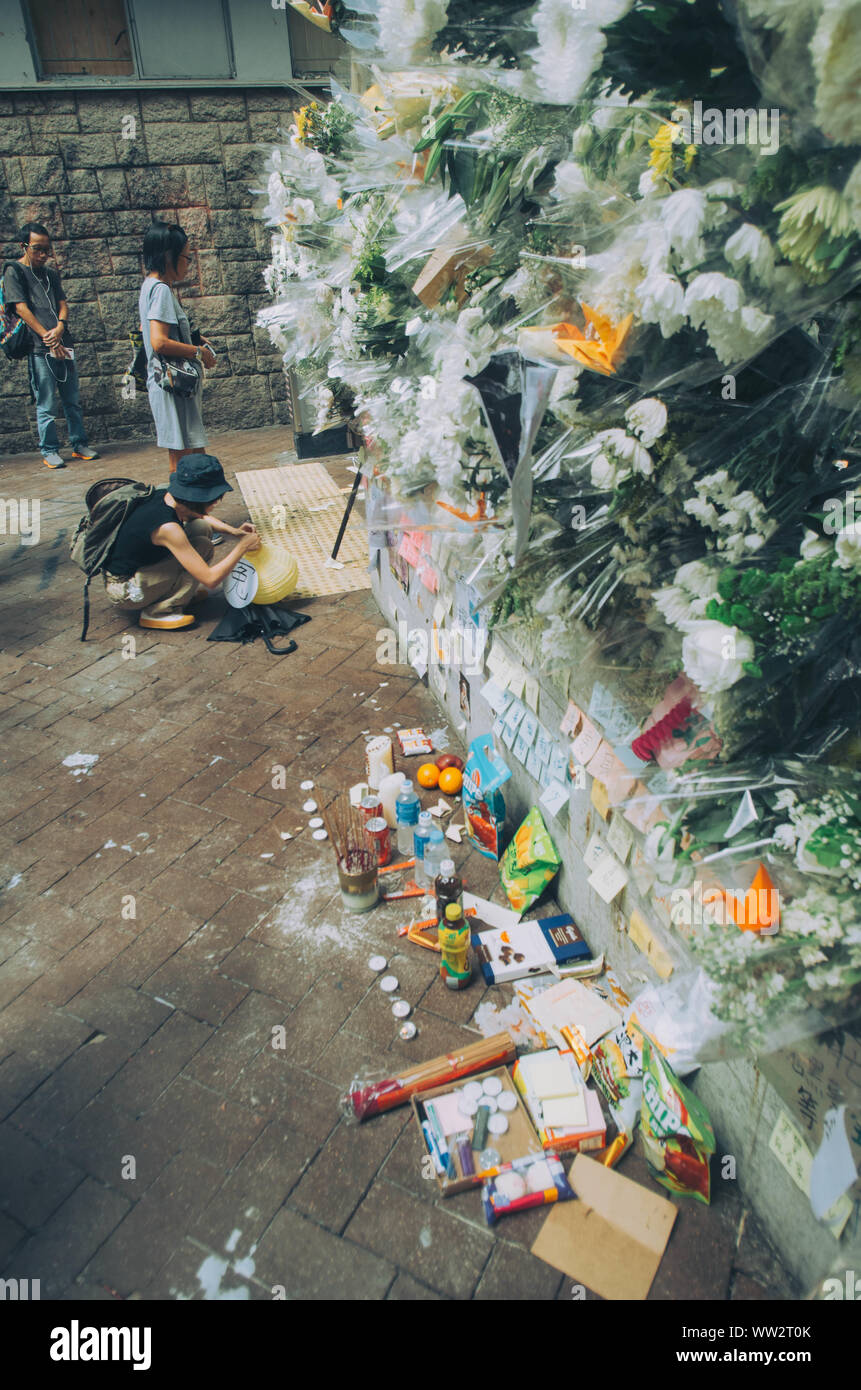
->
xmin=207 ymin=603 xmax=311 ymax=655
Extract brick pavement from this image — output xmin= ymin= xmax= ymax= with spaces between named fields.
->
xmin=0 ymin=426 xmax=798 ymax=1300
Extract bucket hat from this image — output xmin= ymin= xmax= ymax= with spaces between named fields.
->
xmin=169 ymin=454 xmax=233 ymax=504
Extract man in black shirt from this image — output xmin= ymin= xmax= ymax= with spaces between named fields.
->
xmin=3 ymin=222 xmax=100 ymax=469
xmin=104 ymin=453 xmax=261 ymax=630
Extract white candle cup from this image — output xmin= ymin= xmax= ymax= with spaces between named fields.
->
xmin=366 ymin=736 xmax=394 ymax=790
xmin=379 ymin=771 xmax=406 ymax=828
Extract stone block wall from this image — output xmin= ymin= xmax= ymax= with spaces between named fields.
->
xmin=0 ymin=89 xmax=292 ymax=456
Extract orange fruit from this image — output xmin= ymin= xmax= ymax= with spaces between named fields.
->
xmin=417 ymin=762 xmax=440 ymax=789
xmin=438 ymin=766 xmax=463 ymax=795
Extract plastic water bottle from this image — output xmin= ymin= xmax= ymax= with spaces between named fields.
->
xmin=423 ymin=826 xmax=446 ymax=894
xmin=396 ymin=779 xmax=421 ymax=856
xmin=413 ymin=810 xmax=433 ymax=880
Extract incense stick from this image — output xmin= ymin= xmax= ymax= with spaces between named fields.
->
xmin=324 ymin=792 xmax=375 ymax=876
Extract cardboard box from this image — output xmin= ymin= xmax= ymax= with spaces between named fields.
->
xmin=411 ymin=1065 xmax=542 ymax=1196
xmin=532 ymin=1153 xmax=677 ymax=1299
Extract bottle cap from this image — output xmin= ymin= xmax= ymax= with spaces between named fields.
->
xmin=418 ymin=811 xmax=432 ymax=825
xmin=444 ymin=903 xmax=463 ymax=921
xmin=440 ymin=859 xmax=456 ymax=874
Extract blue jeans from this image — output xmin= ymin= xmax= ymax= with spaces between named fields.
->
xmin=28 ymin=352 xmax=89 ymax=452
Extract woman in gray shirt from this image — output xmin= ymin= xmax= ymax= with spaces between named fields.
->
xmin=139 ymin=221 xmax=216 ymax=477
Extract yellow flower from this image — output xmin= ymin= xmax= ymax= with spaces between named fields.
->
xmin=648 ymin=122 xmax=681 ymax=179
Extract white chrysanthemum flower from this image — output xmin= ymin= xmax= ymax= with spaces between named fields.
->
xmin=675 ymin=560 xmax=720 ymax=596
xmin=811 ymin=0 xmax=861 ymax=145
xmin=551 ymin=161 xmax=590 ymax=202
xmin=773 ymin=823 xmax=797 ymax=851
xmin=528 ymin=0 xmax=634 ymax=105
xmin=639 ymin=168 xmax=662 ymax=197
xmin=635 ymin=268 xmax=686 ymax=337
xmin=591 ymin=453 xmax=619 ymax=490
xmin=684 ymin=497 xmax=721 ymax=530
xmin=286 ymin=196 xmax=316 ymax=224
xmin=774 ymin=788 xmax=798 ymax=811
xmin=845 ymin=159 xmax=861 ymax=234
xmin=615 ymin=434 xmax=654 ymax=475
xmin=724 ymin=223 xmax=776 ymax=285
xmin=376 ymin=0 xmax=450 ymax=65
xmin=800 ymin=528 xmax=832 ymax=562
xmin=653 ymin=585 xmax=700 ymax=626
xmin=684 ymin=272 xmax=743 ymax=320
xmin=661 ymin=188 xmax=708 ymax=267
xmin=835 ymin=521 xmax=861 ymax=570
xmin=625 ymin=397 xmax=668 ymax=447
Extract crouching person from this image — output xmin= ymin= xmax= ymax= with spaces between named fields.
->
xmin=104 ymin=454 xmax=260 ymax=630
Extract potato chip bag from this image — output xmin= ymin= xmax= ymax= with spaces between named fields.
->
xmin=640 ymin=1036 xmax=715 ymax=1203
xmin=499 ymin=807 xmax=561 ymax=915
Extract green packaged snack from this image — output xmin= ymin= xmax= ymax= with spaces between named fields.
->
xmin=640 ymin=1036 xmax=716 ymax=1204
xmin=499 ymin=807 xmax=561 ymax=915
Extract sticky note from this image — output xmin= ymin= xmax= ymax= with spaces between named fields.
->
xmin=526 ymin=745 xmax=544 ymax=781
xmin=583 ymin=833 xmax=607 ymax=872
xmin=606 ymin=814 xmax=634 ymax=864
xmin=509 ymin=669 xmax=526 ymax=701
xmin=519 ymin=713 xmax=539 ymax=747
xmin=479 ymin=678 xmax=510 ymax=714
xmin=540 ymin=779 xmax=569 ymax=819
xmin=590 ymin=779 xmax=611 ymax=820
xmin=549 ymin=749 xmax=569 ymax=785
xmin=588 ymin=856 xmax=629 ymax=904
xmin=560 ymin=700 xmax=583 ymax=737
xmin=570 ymin=716 xmax=602 ymax=765
xmin=513 ymin=731 xmax=531 ymax=763
xmin=524 ymin=675 xmax=540 ymax=713
xmin=628 ymin=910 xmax=674 ymax=979
xmin=535 ymin=727 xmax=553 ymax=767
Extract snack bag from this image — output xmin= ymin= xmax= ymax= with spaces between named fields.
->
xmin=640 ymin=1036 xmax=715 ymax=1204
xmin=463 ymin=734 xmax=511 ymax=859
xmin=499 ymin=807 xmax=561 ymax=914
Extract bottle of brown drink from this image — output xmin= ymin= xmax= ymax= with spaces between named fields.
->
xmin=435 ymin=858 xmax=462 ymax=924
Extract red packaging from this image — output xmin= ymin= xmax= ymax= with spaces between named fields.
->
xmin=364 ymin=816 xmax=391 ymax=867
xmin=360 ymin=796 xmax=384 ymax=823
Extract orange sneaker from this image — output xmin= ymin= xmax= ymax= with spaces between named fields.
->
xmin=139 ymin=613 xmax=195 ymax=630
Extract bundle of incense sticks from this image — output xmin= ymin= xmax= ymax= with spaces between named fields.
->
xmin=343 ymin=1033 xmax=516 ymax=1121
xmin=322 ymin=793 xmax=375 ymax=875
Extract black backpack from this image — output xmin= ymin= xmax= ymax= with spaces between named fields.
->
xmin=1 ymin=262 xmax=30 ymax=361
xmin=70 ymin=477 xmax=156 ymax=640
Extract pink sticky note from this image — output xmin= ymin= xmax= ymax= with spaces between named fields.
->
xmin=560 ymin=700 xmax=583 ymax=737
xmin=570 ymin=716 xmax=602 ymax=765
